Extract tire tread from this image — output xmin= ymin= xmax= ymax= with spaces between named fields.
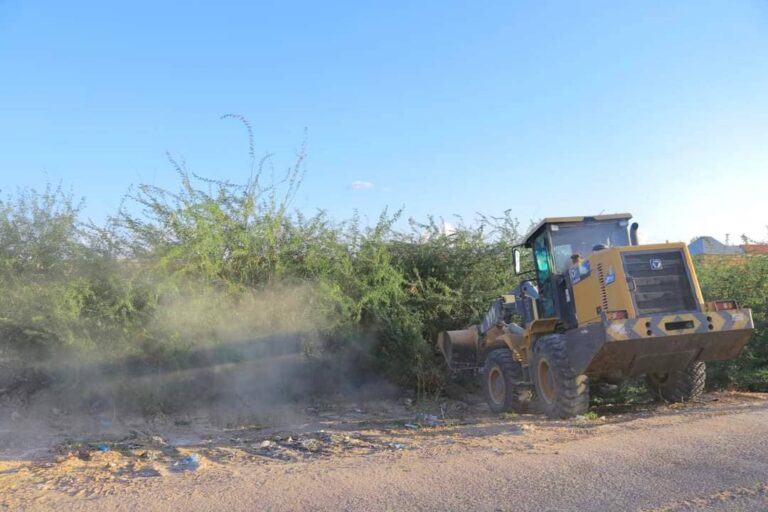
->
xmin=532 ymin=334 xmax=590 ymax=419
xmin=482 ymin=349 xmax=532 ymax=414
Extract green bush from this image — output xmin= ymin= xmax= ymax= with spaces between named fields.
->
xmin=1 ymin=163 xmax=765 ymax=405
xmin=696 ymin=255 xmax=768 ymax=391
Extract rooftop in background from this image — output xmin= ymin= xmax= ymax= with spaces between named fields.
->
xmin=688 ymin=236 xmax=768 ymax=256
xmin=742 ymin=244 xmax=768 ymax=254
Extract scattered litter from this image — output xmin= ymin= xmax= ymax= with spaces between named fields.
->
xmin=420 ymin=414 xmax=441 ymax=427
xmin=172 ymin=454 xmax=200 ymax=472
xmin=300 ymin=438 xmax=322 ymax=452
xmin=94 ymin=443 xmax=111 ymax=453
xmin=260 ymin=440 xmax=273 ymax=449
xmin=136 ymin=467 xmax=162 ymax=477
xmin=388 ymin=443 xmax=405 ymax=450
xmin=574 ymin=414 xmax=605 ymax=423
xmin=405 ymin=414 xmax=442 ymax=429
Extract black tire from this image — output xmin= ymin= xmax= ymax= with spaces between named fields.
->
xmin=531 ymin=334 xmax=589 ymax=419
xmin=646 ymin=362 xmax=706 ymax=403
xmin=482 ymin=349 xmax=532 ymax=414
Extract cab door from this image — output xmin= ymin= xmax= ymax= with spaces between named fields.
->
xmin=532 ymin=232 xmax=557 ymax=318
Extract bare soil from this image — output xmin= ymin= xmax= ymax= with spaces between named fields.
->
xmin=1 ymin=391 xmax=767 ymax=511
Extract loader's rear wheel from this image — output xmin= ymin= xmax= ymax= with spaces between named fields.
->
xmin=532 ymin=334 xmax=589 ymax=419
xmin=482 ymin=349 xmax=531 ymax=414
xmin=646 ymin=361 xmax=706 ymax=403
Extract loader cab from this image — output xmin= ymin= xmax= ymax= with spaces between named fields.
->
xmin=520 ymin=214 xmax=633 ymax=325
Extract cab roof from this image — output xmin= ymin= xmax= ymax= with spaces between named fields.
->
xmin=522 ymin=213 xmax=633 ymax=247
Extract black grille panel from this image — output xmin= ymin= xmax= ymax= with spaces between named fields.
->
xmin=622 ymin=251 xmax=696 ymax=315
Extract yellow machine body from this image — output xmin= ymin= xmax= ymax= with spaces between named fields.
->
xmin=570 ymin=243 xmax=703 ymax=325
xmin=438 ymin=215 xmax=754 ymax=379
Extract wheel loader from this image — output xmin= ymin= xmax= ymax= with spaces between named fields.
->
xmin=437 ymin=214 xmax=754 ymax=418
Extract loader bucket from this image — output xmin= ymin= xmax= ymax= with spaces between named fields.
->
xmin=438 ymin=327 xmax=480 ymax=371
xmin=565 ymin=309 xmax=755 ymax=377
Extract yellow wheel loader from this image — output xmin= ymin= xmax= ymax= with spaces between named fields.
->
xmin=438 ymin=214 xmax=754 ymax=418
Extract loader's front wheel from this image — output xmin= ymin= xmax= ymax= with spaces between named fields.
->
xmin=532 ymin=334 xmax=589 ymax=419
xmin=482 ymin=349 xmax=531 ymax=414
xmin=646 ymin=362 xmax=706 ymax=403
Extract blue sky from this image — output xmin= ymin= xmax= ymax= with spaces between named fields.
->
xmin=1 ymin=1 xmax=767 ymax=243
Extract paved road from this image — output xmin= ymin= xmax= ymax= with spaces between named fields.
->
xmin=9 ymin=399 xmax=768 ymax=511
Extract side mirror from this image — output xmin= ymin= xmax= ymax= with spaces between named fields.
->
xmin=513 ymin=248 xmax=522 ymax=275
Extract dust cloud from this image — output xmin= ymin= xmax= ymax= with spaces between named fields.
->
xmin=0 ymin=281 xmax=399 ymax=438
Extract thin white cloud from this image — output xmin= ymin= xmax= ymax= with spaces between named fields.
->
xmin=351 ymin=180 xmax=374 ymax=190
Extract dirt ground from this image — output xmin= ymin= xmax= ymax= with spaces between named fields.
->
xmin=1 ymin=390 xmax=767 ymax=511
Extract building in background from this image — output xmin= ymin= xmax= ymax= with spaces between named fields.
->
xmin=688 ymin=236 xmax=768 ymax=256
xmin=741 ymin=244 xmax=768 ymax=255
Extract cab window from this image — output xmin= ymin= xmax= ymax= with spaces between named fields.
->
xmin=550 ymin=221 xmax=630 ymax=273
xmin=533 ymin=234 xmax=550 ymax=275
xmin=532 ymin=233 xmax=556 ymax=317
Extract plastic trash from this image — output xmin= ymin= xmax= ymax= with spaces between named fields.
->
xmin=94 ymin=443 xmax=110 ymax=452
xmin=172 ymin=454 xmax=200 ymax=472
xmin=404 ymin=423 xmax=419 ymax=429
xmin=300 ymin=438 xmax=322 ymax=452
xmin=136 ymin=467 xmax=162 ymax=477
